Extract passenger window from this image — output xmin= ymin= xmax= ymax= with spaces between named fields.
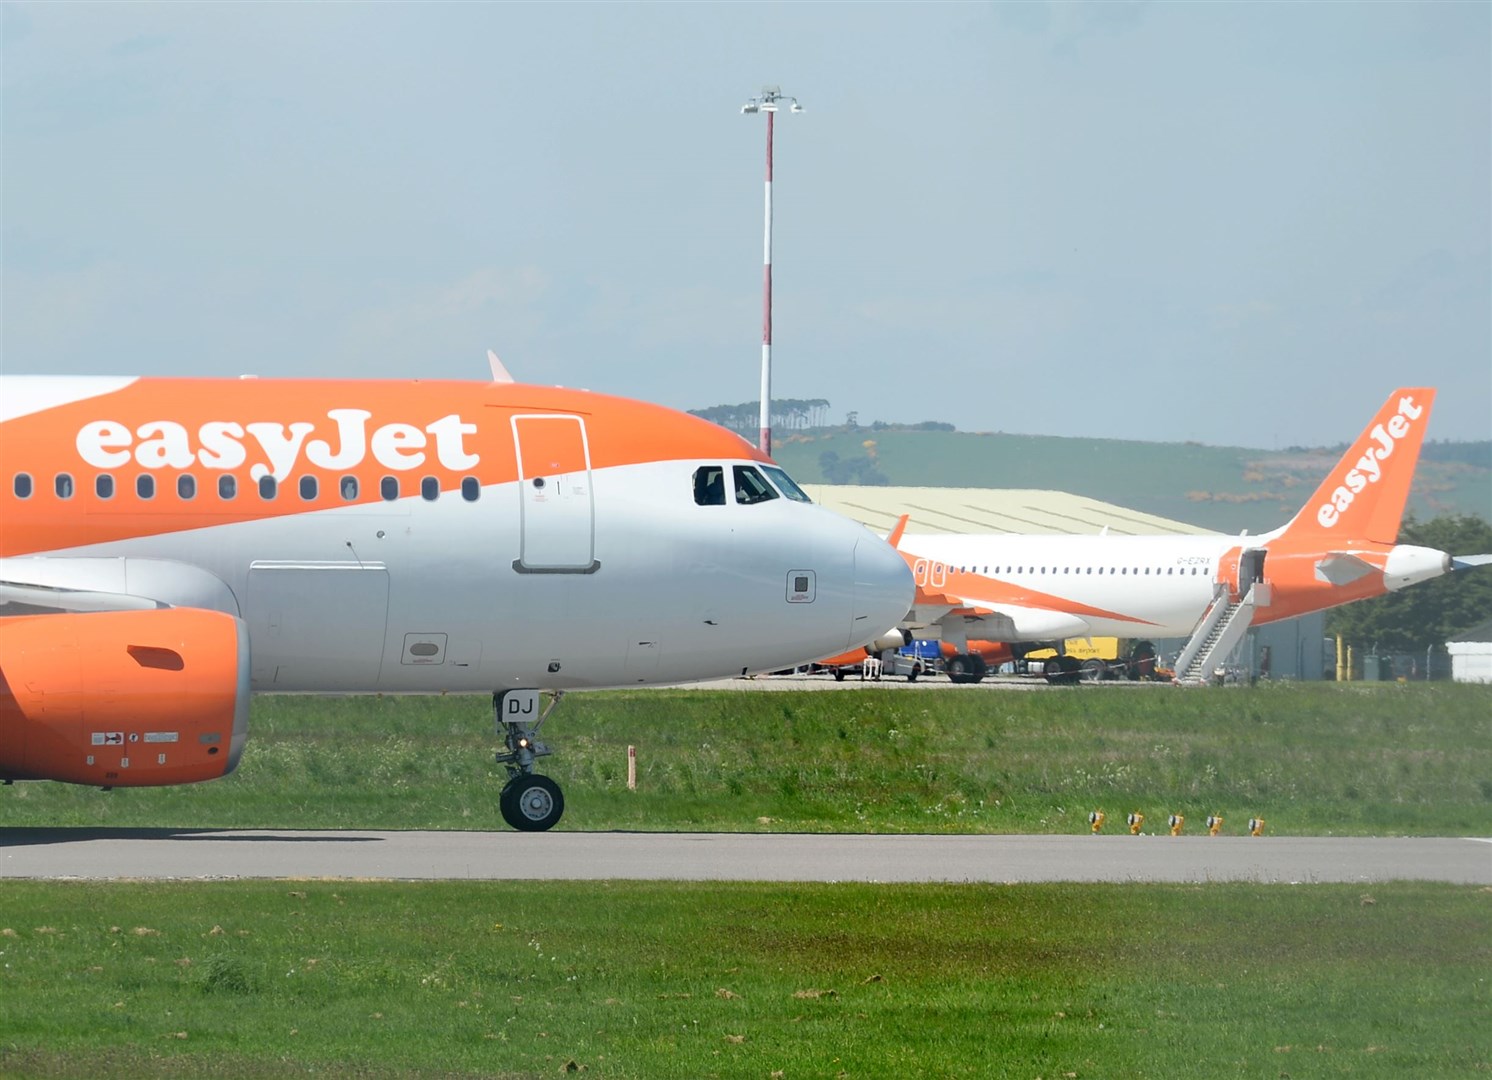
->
xmin=734 ymin=466 xmax=779 ymax=505
xmin=219 ymin=475 xmax=237 ymax=500
xmin=461 ymin=476 xmax=480 ymax=502
xmin=96 ymin=474 xmax=115 ymax=499
xmin=340 ymin=476 xmax=359 ymax=500
xmin=13 ymin=473 xmax=32 ymax=499
xmin=177 ymin=474 xmax=196 ymax=500
xmin=259 ymin=475 xmax=277 ymax=500
xmin=693 ymin=466 xmax=726 ymax=506
xmin=136 ymin=475 xmax=155 ymax=499
xmin=381 ymin=476 xmax=399 ymax=501
xmin=299 ymin=476 xmax=318 ymax=501
xmin=55 ymin=473 xmax=74 ymax=499
xmin=762 ymin=465 xmax=812 ymax=503
xmin=421 ymin=477 xmax=439 ymax=501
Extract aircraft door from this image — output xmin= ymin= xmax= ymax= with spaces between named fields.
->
xmin=1239 ymin=549 xmax=1267 ymax=590
xmin=511 ymin=414 xmax=599 ymax=573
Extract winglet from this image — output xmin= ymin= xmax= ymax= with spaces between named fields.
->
xmin=887 ymin=514 xmax=909 ymax=549
xmin=487 ymin=350 xmax=515 ymax=384
xmin=1280 ymin=388 xmax=1434 ymax=546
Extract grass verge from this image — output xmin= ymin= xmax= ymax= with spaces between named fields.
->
xmin=0 ymin=880 xmax=1487 ymax=1079
xmin=3 ymin=682 xmax=1489 ymax=835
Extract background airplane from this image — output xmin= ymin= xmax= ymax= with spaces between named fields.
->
xmin=871 ymin=388 xmax=1488 ymax=683
xmin=0 ymin=376 xmax=914 ymax=829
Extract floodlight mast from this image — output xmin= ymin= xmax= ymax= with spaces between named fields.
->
xmin=740 ymin=86 xmax=803 ymax=455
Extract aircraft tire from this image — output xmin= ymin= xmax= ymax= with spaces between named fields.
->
xmin=947 ymin=654 xmax=972 ymax=683
xmin=500 ymin=774 xmax=565 ymax=832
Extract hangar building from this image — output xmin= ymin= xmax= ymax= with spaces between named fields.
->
xmin=1447 ymin=620 xmax=1492 ymax=684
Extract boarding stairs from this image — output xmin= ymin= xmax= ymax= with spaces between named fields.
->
xmin=1174 ymin=583 xmax=1263 ymax=686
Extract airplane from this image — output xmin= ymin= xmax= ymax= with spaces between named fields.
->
xmin=881 ymin=387 xmax=1489 ymax=684
xmin=0 ymin=375 xmax=914 ymax=829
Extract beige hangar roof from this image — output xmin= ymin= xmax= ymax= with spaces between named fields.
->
xmin=801 ymin=485 xmax=1218 ymax=538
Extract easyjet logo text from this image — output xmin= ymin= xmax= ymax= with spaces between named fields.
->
xmin=1315 ymin=395 xmax=1422 ymax=529
xmin=76 ymin=410 xmax=480 ymax=483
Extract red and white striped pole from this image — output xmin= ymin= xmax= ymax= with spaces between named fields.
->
xmin=760 ymin=107 xmax=774 ymax=455
xmin=742 ymin=87 xmax=802 ymax=456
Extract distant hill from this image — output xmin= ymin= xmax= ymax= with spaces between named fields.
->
xmin=765 ymin=427 xmax=1491 ymax=535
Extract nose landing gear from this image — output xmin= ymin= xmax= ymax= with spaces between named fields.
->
xmin=494 ymin=689 xmax=565 ymax=831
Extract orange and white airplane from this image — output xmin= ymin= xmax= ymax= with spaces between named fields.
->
xmin=0 ymin=375 xmax=914 ymax=828
xmin=885 ymin=388 xmax=1487 ymax=683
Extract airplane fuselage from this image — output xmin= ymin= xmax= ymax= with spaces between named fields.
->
xmin=900 ymin=530 xmax=1448 ymax=644
xmin=2 ymin=377 xmax=914 ymax=693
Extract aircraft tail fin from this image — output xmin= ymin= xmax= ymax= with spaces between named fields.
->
xmin=1279 ymin=388 xmax=1434 ymax=546
xmin=887 ymin=514 xmax=909 ymax=549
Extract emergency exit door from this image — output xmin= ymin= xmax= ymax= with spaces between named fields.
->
xmin=511 ymin=414 xmax=598 ymax=573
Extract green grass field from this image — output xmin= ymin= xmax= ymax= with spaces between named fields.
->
xmin=5 ymin=684 xmax=1489 ymax=1077
xmin=4 ymin=682 xmax=1490 ymax=836
xmin=1 ymin=881 xmax=1487 ymax=1078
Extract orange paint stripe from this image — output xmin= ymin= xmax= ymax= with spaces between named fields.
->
xmin=1 ymin=378 xmax=767 ymax=556
xmin=919 ymin=561 xmax=1159 ymax=627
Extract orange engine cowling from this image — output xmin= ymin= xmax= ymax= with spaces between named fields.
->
xmin=0 ymin=608 xmax=250 ymax=787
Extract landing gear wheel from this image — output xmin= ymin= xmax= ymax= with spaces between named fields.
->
xmin=947 ymin=654 xmax=973 ymax=683
xmin=500 ymin=774 xmax=565 ymax=832
xmin=1044 ymin=655 xmax=1082 ymax=685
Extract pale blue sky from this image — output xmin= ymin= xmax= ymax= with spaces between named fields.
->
xmin=3 ymin=2 xmax=1488 ymax=447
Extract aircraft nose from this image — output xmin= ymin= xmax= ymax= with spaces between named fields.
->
xmin=852 ymin=536 xmax=915 ymax=650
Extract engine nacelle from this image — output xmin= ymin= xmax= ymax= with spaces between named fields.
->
xmin=864 ymin=628 xmax=913 ymax=655
xmin=0 ymin=608 xmax=250 ymax=787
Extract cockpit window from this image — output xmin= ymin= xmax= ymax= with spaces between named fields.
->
xmin=733 ymin=465 xmax=779 ymax=505
xmin=762 ymin=465 xmax=811 ymax=503
xmin=693 ymin=466 xmax=726 ymax=506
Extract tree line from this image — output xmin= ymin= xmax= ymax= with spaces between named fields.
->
xmin=689 ymin=399 xmax=833 ymax=433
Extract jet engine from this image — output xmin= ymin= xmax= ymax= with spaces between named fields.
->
xmin=0 ymin=608 xmax=250 ymax=786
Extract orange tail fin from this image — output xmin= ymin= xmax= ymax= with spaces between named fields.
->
xmin=1281 ymin=388 xmax=1434 ymax=546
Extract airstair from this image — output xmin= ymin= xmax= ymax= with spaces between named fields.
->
xmin=1174 ymin=583 xmax=1263 ymax=686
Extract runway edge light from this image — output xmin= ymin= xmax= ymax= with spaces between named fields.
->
xmin=1168 ymin=814 xmax=1184 ymax=836
xmin=1127 ymin=812 xmax=1145 ymax=835
xmin=1088 ymin=810 xmax=1106 ymax=833
xmin=1207 ymin=815 xmax=1224 ymax=836
xmin=1249 ymin=817 xmax=1266 ymax=836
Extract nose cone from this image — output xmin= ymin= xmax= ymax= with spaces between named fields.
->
xmin=852 ymin=537 xmax=915 ymax=651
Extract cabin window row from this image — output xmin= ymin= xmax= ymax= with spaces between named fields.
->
xmin=954 ymin=564 xmax=1212 ymax=576
xmin=12 ymin=472 xmax=483 ymax=503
